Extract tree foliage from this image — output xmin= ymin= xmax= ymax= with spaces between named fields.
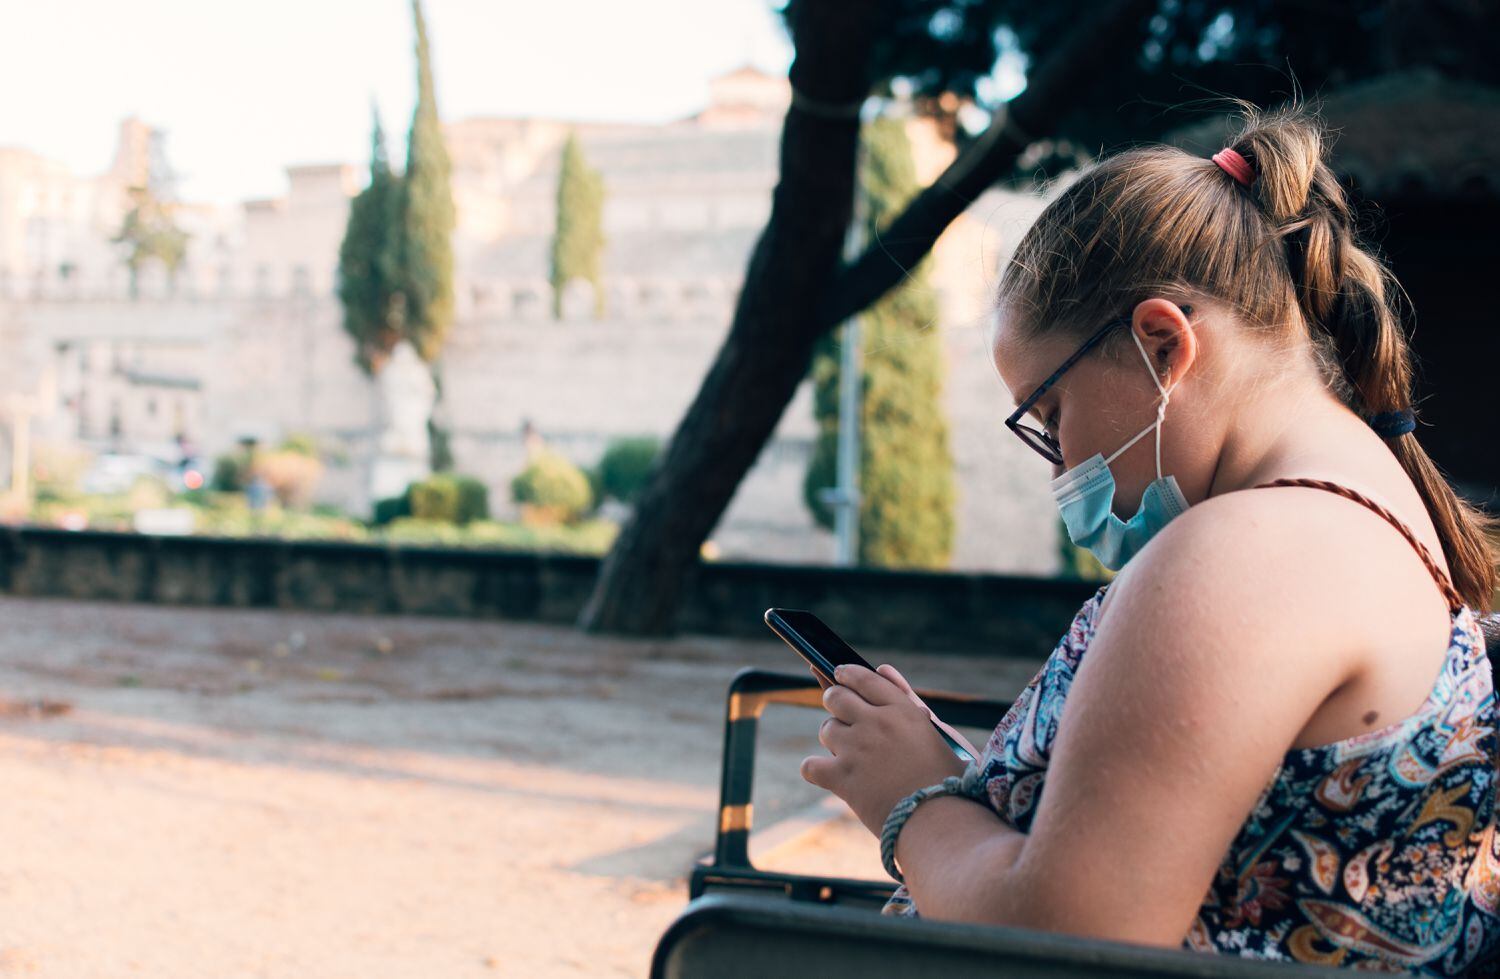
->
xmin=582 ymin=0 xmax=1499 ymax=635
xmin=337 ymin=104 xmax=403 ymax=374
xmin=784 ymin=0 xmax=1500 ymax=183
xmin=549 ymin=132 xmax=607 ymax=319
xmin=593 ymin=437 xmax=662 ymax=504
xmin=335 ymin=0 xmax=457 ymax=475
xmin=512 ymin=451 xmax=594 ymax=524
xmin=804 ymin=115 xmax=955 ymax=568
xmin=113 ymin=185 xmax=188 ymax=298
xmin=397 ymin=0 xmax=456 ymax=363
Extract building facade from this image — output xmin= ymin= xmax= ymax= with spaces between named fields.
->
xmin=0 ymin=68 xmax=1064 ymax=573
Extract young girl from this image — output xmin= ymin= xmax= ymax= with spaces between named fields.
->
xmin=800 ymin=101 xmax=1500 ymax=975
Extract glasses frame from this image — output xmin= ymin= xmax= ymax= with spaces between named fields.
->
xmin=1004 ymin=304 xmax=1193 ymax=465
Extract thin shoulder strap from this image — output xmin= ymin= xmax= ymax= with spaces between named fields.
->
xmin=1254 ymin=477 xmax=1464 ymax=615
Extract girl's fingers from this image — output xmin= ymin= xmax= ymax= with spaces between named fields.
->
xmin=876 ymin=663 xmax=913 ymax=693
xmin=878 ymin=664 xmax=981 ymax=757
xmin=877 ymin=664 xmax=926 ymax=708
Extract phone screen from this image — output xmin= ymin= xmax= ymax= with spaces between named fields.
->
xmin=764 ymin=607 xmax=975 ymax=763
xmin=766 ymin=608 xmax=875 ymax=677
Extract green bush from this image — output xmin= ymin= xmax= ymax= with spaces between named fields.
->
xmin=380 ymin=517 xmax=470 ymax=545
xmin=178 ymin=487 xmax=214 ymax=507
xmin=212 ymin=453 xmax=247 ymax=492
xmin=371 ymin=495 xmax=411 ymax=526
xmin=380 ymin=517 xmax=616 ymax=554
xmin=593 ymin=437 xmax=661 ymax=504
xmin=406 ymin=473 xmax=489 ymax=525
xmin=193 ymin=505 xmax=368 ymax=541
xmin=279 ymin=432 xmax=320 ymax=457
xmin=453 ymin=476 xmax=489 ymax=522
xmin=511 ymin=451 xmax=593 ymax=524
xmin=250 ymin=450 xmax=324 ymax=508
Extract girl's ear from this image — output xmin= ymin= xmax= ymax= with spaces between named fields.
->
xmin=1133 ymin=299 xmax=1198 ymax=389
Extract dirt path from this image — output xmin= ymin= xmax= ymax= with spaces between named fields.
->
xmin=0 ymin=596 xmax=1044 ymax=977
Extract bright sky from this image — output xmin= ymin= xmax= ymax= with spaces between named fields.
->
xmin=1 ymin=0 xmax=795 ymax=206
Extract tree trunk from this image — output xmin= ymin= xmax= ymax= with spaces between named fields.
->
xmin=579 ymin=0 xmax=1157 ymax=636
xmin=577 ymin=0 xmax=876 ymax=635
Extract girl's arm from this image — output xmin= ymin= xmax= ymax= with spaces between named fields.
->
xmin=886 ymin=494 xmax=1358 ymax=946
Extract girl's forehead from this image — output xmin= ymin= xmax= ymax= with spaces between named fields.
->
xmin=991 ymin=316 xmax=1074 ymax=395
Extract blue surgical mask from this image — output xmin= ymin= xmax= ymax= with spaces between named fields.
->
xmin=1050 ymin=329 xmax=1190 ymax=571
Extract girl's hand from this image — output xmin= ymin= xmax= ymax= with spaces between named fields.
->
xmin=811 ymin=664 xmax=980 ymax=760
xmin=800 ymin=664 xmax=967 ymax=837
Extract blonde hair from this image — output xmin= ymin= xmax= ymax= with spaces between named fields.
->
xmin=997 ymin=98 xmax=1496 ymax=611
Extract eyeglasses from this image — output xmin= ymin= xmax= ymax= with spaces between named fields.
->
xmin=1004 ymin=304 xmax=1192 ymax=465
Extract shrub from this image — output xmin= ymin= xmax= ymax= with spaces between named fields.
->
xmin=380 ymin=517 xmax=468 ymax=545
xmin=177 ymin=487 xmax=214 ymax=507
xmin=32 ymin=442 xmax=92 ymax=498
xmin=127 ymin=475 xmax=172 ymax=511
xmin=279 ymin=432 xmax=320 ymax=457
xmin=379 ymin=517 xmax=616 ymax=554
xmin=511 ymin=451 xmax=593 ymax=524
xmin=212 ymin=453 xmax=247 ymax=492
xmin=250 ymin=450 xmax=324 ymax=509
xmin=406 ymin=473 xmax=489 ymax=525
xmin=452 ymin=476 xmax=489 ymax=523
xmin=593 ymin=436 xmax=661 ymax=504
xmin=371 ymin=495 xmax=412 ymax=526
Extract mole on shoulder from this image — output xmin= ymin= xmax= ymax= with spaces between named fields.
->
xmin=1362 ymin=710 xmax=1380 ymax=725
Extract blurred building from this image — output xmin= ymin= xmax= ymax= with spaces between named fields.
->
xmin=0 ymin=66 xmax=1063 ymax=573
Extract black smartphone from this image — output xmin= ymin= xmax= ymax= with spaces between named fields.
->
xmin=764 ymin=608 xmax=974 ymax=763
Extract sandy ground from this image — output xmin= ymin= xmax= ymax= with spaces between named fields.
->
xmin=0 ymin=596 xmax=1044 ymax=978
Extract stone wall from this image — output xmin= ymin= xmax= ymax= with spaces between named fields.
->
xmin=0 ymin=528 xmax=1097 ymax=659
xmin=2 ymin=288 xmax=1065 ymax=574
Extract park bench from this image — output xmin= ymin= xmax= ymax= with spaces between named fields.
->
xmin=652 ymin=611 xmax=1500 ymax=977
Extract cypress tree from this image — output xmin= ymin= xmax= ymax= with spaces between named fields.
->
xmin=398 ymin=0 xmax=456 ymax=471
xmin=397 ymin=0 xmax=455 ymax=363
xmin=549 ymin=131 xmax=606 ymax=319
xmin=337 ymin=102 xmax=402 ymax=374
xmin=803 ymin=114 xmax=955 ymax=569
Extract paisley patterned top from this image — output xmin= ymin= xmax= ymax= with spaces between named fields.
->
xmin=882 ymin=586 xmax=1500 ymax=975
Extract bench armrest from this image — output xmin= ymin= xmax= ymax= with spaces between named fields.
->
xmin=653 ymin=894 xmax=1346 ymax=979
xmin=691 ymin=667 xmax=1012 ymax=906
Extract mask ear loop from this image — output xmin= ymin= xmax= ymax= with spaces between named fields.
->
xmin=1128 ymin=328 xmax=1175 ymax=481
xmin=1098 ymin=324 xmax=1181 ymax=472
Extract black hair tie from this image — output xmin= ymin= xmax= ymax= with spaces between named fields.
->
xmin=1368 ymin=409 xmax=1416 ymax=438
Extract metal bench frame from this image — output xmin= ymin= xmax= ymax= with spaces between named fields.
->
xmin=688 ymin=666 xmax=1014 ymax=910
xmin=665 ymin=616 xmax=1500 ymax=976
xmin=653 ymin=893 xmax=1348 ymax=979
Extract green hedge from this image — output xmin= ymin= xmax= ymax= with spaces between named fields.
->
xmin=511 ymin=451 xmax=593 ymax=523
xmin=406 ymin=473 xmax=489 ymax=525
xmin=593 ymin=436 xmax=661 ymax=504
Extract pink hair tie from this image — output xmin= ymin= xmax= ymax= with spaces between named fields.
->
xmin=1212 ymin=147 xmax=1255 ymax=187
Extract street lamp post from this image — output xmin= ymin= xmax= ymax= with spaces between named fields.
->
xmin=817 ymin=145 xmax=868 ymax=567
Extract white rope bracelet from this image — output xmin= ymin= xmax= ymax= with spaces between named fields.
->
xmin=880 ymin=761 xmax=987 ymax=883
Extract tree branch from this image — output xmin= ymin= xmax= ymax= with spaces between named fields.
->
xmin=816 ymin=0 xmax=1159 ymax=329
